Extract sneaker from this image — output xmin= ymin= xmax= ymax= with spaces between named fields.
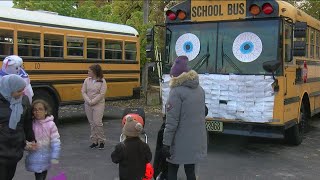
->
xmin=89 ymin=143 xmax=98 ymax=149
xmin=98 ymin=143 xmax=105 ymax=150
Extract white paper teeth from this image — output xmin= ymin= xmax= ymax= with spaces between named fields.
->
xmin=161 ymin=74 xmax=275 ymax=123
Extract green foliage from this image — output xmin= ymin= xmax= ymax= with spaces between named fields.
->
xmin=13 ymin=0 xmax=78 ymax=17
xmin=285 ymin=0 xmax=320 ymax=20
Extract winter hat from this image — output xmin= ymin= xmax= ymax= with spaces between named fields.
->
xmin=170 ymin=56 xmax=190 ymax=77
xmin=122 ymin=115 xmax=143 ymax=137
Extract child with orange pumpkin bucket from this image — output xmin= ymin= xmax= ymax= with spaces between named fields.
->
xmin=111 ymin=108 xmax=153 ymax=180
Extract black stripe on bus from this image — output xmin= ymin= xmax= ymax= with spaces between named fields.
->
xmin=296 ymin=77 xmax=320 ymax=84
xmin=310 ymin=91 xmax=320 ymax=97
xmin=31 ymin=78 xmax=138 ymax=84
xmin=296 ymin=60 xmax=320 ymax=66
xmin=284 ymin=96 xmax=300 ymax=105
xmin=20 ymin=58 xmax=139 ymax=64
xmin=312 ymin=108 xmax=320 ymax=116
xmin=27 ymin=70 xmax=140 ymax=75
xmin=0 ymin=17 xmax=136 ymax=37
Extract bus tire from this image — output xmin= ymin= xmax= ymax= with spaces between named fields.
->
xmin=285 ymin=103 xmax=308 ymax=145
xmin=33 ymin=90 xmax=59 ymax=124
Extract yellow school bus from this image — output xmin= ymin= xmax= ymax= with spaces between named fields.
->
xmin=0 ymin=7 xmax=141 ymax=121
xmin=152 ymin=0 xmax=320 ymax=145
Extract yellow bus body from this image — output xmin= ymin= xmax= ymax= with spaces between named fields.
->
xmin=162 ymin=0 xmax=320 ymax=144
xmin=0 ymin=8 xmax=141 ymax=120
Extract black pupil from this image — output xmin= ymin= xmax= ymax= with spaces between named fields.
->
xmin=244 ymin=44 xmax=250 ymax=50
xmin=186 ymin=44 xmax=190 ymax=50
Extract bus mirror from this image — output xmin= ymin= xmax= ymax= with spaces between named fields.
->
xmin=146 ymin=28 xmax=154 ymax=59
xmin=293 ymin=41 xmax=306 ymax=56
xmin=263 ymin=60 xmax=281 ymax=73
xmin=294 ymin=22 xmax=307 ymax=38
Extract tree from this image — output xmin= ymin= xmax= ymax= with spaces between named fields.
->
xmin=285 ymin=0 xmax=320 ymax=20
xmin=13 ymin=0 xmax=169 ymax=66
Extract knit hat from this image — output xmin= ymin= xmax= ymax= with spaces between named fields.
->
xmin=170 ymin=56 xmax=190 ymax=77
xmin=122 ymin=115 xmax=143 ymax=137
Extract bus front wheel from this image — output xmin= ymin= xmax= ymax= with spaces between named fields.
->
xmin=285 ymin=104 xmax=308 ymax=145
xmin=33 ymin=90 xmax=59 ymax=124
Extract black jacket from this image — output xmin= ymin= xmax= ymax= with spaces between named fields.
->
xmin=111 ymin=137 xmax=152 ymax=180
xmin=0 ymin=94 xmax=35 ymax=164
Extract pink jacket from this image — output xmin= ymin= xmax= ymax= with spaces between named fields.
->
xmin=81 ymin=77 xmax=107 ymax=106
xmin=25 ymin=115 xmax=61 ymax=173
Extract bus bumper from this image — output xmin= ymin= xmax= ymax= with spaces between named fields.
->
xmin=206 ymin=121 xmax=285 ymax=139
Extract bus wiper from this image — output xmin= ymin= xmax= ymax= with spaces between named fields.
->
xmin=221 ymin=36 xmax=243 ymax=73
xmin=192 ymin=41 xmax=210 ymax=71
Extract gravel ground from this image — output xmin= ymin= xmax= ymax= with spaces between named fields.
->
xmin=58 ymin=98 xmax=162 ymax=121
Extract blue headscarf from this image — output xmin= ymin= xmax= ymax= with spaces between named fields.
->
xmin=0 ymin=74 xmax=26 ymax=129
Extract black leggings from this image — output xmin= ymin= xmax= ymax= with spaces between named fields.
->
xmin=0 ymin=163 xmax=17 ymax=180
xmin=167 ymin=163 xmax=196 ymax=180
xmin=35 ymin=170 xmax=48 ymax=180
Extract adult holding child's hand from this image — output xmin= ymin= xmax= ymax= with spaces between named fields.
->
xmin=0 ymin=74 xmax=36 ymax=180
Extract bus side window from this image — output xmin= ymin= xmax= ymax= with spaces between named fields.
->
xmin=87 ymin=38 xmax=102 ymax=59
xmin=316 ymin=30 xmax=320 ymax=59
xmin=18 ymin=31 xmax=40 ymax=57
xmin=44 ymin=34 xmax=63 ymax=58
xmin=310 ymin=28 xmax=315 ymax=58
xmin=105 ymin=40 xmax=122 ymax=60
xmin=67 ymin=36 xmax=84 ymax=57
xmin=0 ymin=29 xmax=14 ymax=56
xmin=284 ymin=22 xmax=293 ymax=62
xmin=125 ymin=42 xmax=137 ymax=61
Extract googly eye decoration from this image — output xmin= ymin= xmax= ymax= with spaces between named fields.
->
xmin=232 ymin=32 xmax=262 ymax=63
xmin=175 ymin=33 xmax=200 ymax=61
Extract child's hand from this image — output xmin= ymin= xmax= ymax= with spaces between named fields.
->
xmin=51 ymin=159 xmax=59 ymax=164
xmin=25 ymin=141 xmax=37 ymax=151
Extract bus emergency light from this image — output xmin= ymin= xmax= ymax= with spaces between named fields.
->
xmin=262 ymin=3 xmax=274 ymax=14
xmin=249 ymin=4 xmax=260 ymax=15
xmin=166 ymin=10 xmax=177 ymax=20
xmin=177 ymin=10 xmax=187 ymax=20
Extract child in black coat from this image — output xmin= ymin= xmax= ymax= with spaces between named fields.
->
xmin=111 ymin=116 xmax=152 ymax=180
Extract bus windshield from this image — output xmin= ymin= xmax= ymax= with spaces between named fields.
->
xmin=166 ymin=19 xmax=281 ymax=75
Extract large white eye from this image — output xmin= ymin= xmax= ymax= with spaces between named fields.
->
xmin=175 ymin=33 xmax=200 ymax=61
xmin=232 ymin=32 xmax=262 ymax=63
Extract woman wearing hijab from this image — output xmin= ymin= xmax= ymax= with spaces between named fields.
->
xmin=0 ymin=74 xmax=36 ymax=180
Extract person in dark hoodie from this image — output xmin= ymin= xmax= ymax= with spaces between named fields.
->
xmin=111 ymin=115 xmax=152 ymax=180
xmin=162 ymin=56 xmax=207 ymax=180
xmin=0 ymin=74 xmax=36 ymax=180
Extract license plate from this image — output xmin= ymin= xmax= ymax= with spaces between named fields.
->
xmin=206 ymin=121 xmax=223 ymax=132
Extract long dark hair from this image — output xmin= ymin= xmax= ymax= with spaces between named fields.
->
xmin=89 ymin=64 xmax=104 ymax=81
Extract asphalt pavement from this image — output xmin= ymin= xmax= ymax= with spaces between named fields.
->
xmin=13 ymin=105 xmax=320 ymax=180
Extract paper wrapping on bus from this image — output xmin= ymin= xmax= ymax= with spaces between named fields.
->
xmin=161 ymin=74 xmax=275 ymax=123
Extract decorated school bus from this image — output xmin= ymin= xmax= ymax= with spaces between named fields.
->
xmin=147 ymin=0 xmax=320 ymax=145
xmin=0 ymin=7 xmax=141 ymax=121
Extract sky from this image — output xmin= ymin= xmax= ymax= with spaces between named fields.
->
xmin=0 ymin=0 xmax=13 ymax=8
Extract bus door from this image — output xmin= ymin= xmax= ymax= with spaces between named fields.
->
xmin=283 ymin=20 xmax=299 ymax=122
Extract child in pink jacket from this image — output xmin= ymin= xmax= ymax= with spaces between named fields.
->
xmin=25 ymin=100 xmax=61 ymax=180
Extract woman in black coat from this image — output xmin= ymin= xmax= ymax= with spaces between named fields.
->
xmin=0 ymin=74 xmax=36 ymax=180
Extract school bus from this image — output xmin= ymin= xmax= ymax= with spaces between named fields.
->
xmin=147 ymin=0 xmax=320 ymax=145
xmin=0 ymin=7 xmax=141 ymax=121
